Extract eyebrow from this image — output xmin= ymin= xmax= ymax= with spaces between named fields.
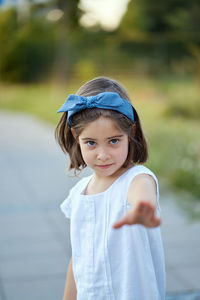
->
xmin=81 ymin=135 xmax=124 ymax=141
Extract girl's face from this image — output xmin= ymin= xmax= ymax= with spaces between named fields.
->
xmin=77 ymin=116 xmax=130 ymax=179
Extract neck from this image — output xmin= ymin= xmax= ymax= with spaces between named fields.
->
xmin=85 ymin=163 xmax=134 ymax=195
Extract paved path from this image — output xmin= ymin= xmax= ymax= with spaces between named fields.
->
xmin=161 ymin=197 xmax=200 ymax=297
xmin=0 ymin=111 xmax=200 ymax=299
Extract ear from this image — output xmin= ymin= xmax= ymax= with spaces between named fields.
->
xmin=71 ymin=128 xmax=77 ymax=139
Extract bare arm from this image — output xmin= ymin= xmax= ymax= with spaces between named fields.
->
xmin=62 ymin=258 xmax=77 ymax=300
xmin=127 ymin=173 xmax=157 ymax=207
xmin=113 ymin=174 xmax=161 ymax=229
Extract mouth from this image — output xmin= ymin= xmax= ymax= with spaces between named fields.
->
xmin=97 ymin=164 xmax=113 ymax=169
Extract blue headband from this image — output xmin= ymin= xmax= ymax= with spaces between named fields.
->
xmin=57 ymin=92 xmax=134 ymax=126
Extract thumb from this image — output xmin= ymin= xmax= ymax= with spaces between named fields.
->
xmin=112 ymin=215 xmax=130 ymax=229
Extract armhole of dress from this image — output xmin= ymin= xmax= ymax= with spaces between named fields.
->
xmin=125 ymin=166 xmax=161 ymax=214
xmin=60 ymin=174 xmax=93 ymax=219
xmin=60 ymin=195 xmax=71 ymax=219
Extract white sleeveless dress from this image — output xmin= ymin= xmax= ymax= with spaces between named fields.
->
xmin=61 ymin=165 xmax=166 ymax=300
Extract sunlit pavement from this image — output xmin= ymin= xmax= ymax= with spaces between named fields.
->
xmin=0 ymin=111 xmax=200 ymax=300
xmin=161 ymin=194 xmax=200 ymax=297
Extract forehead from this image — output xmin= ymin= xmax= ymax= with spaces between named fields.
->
xmin=79 ymin=117 xmax=124 ymax=138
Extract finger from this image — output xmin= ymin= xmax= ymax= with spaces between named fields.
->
xmin=112 ymin=213 xmax=131 ymax=229
xmin=154 ymin=216 xmax=161 ymax=227
xmin=112 ymin=218 xmax=126 ymax=229
xmin=149 ymin=216 xmax=161 ymax=228
xmin=113 ymin=210 xmax=138 ymax=229
xmin=113 ymin=214 xmax=161 ymax=228
xmin=144 ymin=207 xmax=160 ymax=227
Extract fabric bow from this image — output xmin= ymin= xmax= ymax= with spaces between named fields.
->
xmin=57 ymin=92 xmax=134 ymax=126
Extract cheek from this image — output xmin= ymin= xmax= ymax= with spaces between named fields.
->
xmin=121 ymin=147 xmax=128 ymax=158
xmin=117 ymin=142 xmax=129 ymax=160
xmin=79 ymin=146 xmax=93 ymax=163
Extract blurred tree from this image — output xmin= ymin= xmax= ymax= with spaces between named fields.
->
xmin=188 ymin=44 xmax=200 ymax=83
xmin=54 ymin=0 xmax=80 ymax=29
xmin=115 ymin=0 xmax=200 ymax=71
xmin=119 ymin=0 xmax=200 ymax=41
xmin=1 ymin=0 xmax=200 ymax=82
xmin=0 ymin=8 xmax=57 ymax=82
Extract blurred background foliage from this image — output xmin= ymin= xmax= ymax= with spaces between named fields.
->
xmin=1 ymin=0 xmax=200 ymax=81
xmin=0 ymin=0 xmax=199 ymax=206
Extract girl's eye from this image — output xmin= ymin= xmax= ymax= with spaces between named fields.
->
xmin=87 ymin=141 xmax=96 ymax=147
xmin=110 ymin=139 xmax=119 ymax=145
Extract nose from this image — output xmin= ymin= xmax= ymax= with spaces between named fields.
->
xmin=97 ymin=147 xmax=111 ymax=162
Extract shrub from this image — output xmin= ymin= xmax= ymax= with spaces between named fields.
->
xmin=0 ymin=9 xmax=57 ymax=82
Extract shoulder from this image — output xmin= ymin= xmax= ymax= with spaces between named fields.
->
xmin=131 ymin=165 xmax=157 ymax=184
xmin=131 ymin=172 xmax=156 ymax=185
xmin=128 ymin=173 xmax=157 ymax=196
xmin=126 ymin=165 xmax=159 ymax=207
xmin=69 ymin=175 xmax=92 ymax=196
xmin=119 ymin=164 xmax=159 ymax=197
xmin=125 ymin=165 xmax=158 ymax=184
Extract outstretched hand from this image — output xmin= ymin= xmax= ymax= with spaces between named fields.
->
xmin=112 ymin=200 xmax=161 ymax=229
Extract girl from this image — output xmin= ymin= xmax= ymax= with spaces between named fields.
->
xmin=55 ymin=77 xmax=165 ymax=300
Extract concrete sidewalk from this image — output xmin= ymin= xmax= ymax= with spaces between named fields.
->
xmin=0 ymin=111 xmax=200 ymax=299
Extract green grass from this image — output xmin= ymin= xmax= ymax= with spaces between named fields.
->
xmin=1 ymin=82 xmax=75 ymax=124
xmin=1 ymin=75 xmax=199 ymax=203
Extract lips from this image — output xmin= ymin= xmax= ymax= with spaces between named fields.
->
xmin=97 ymin=164 xmax=113 ymax=169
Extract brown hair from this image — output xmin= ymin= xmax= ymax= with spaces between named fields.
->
xmin=55 ymin=76 xmax=148 ymax=172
